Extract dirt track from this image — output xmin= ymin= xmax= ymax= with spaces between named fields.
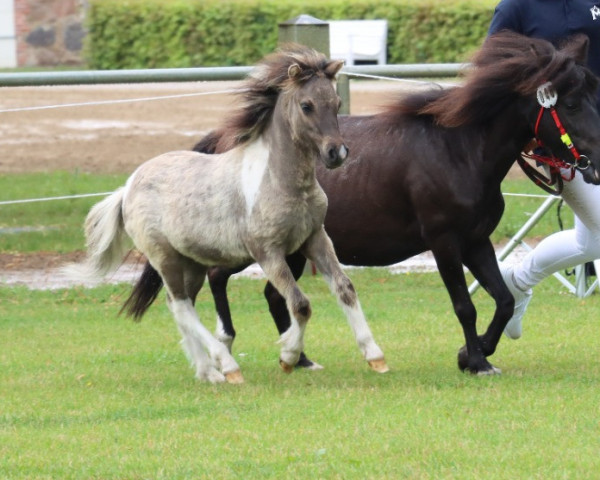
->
xmin=0 ymin=80 xmax=405 ymax=174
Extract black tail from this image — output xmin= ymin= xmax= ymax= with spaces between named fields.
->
xmin=120 ymin=261 xmax=164 ymax=321
xmin=192 ymin=129 xmax=224 ymax=154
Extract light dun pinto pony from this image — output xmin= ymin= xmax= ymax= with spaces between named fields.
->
xmin=65 ymin=45 xmax=388 ymax=384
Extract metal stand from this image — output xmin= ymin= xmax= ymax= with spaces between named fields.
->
xmin=469 ymin=195 xmax=599 ymax=297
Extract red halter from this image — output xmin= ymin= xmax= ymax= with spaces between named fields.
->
xmin=532 ymin=82 xmax=590 ymax=175
xmin=517 ymin=82 xmax=591 ymax=194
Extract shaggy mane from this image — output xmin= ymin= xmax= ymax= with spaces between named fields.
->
xmin=224 ymin=43 xmax=338 ymax=145
xmin=381 ymin=31 xmax=598 ymax=128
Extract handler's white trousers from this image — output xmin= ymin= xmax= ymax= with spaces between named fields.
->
xmin=512 ymin=171 xmax=600 ymax=291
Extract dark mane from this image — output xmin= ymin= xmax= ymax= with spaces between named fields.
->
xmin=383 ymin=31 xmax=597 ymax=128
xmin=225 ymin=44 xmax=340 ymax=145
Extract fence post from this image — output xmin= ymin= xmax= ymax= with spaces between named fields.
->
xmin=278 ymin=15 xmax=330 ymax=56
xmin=278 ymin=15 xmax=350 ymax=114
xmin=336 ymin=74 xmax=350 ymax=114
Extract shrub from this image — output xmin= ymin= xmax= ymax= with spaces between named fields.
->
xmin=85 ymin=0 xmax=498 ymax=69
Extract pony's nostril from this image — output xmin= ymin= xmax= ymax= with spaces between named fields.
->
xmin=328 ymin=144 xmax=348 ymax=162
xmin=328 ymin=146 xmax=338 ymax=160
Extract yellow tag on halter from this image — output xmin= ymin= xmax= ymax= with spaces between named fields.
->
xmin=561 ymin=133 xmax=573 ymax=147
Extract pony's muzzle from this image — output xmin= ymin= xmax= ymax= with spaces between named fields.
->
xmin=324 ymin=143 xmax=349 ymax=169
xmin=577 ymin=155 xmax=600 ymax=184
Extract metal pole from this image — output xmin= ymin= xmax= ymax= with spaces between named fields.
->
xmin=469 ymin=195 xmax=560 ymax=295
xmin=0 ymin=64 xmax=464 ymax=88
xmin=337 ymin=74 xmax=350 ymax=114
xmin=0 ymin=66 xmax=253 ymax=87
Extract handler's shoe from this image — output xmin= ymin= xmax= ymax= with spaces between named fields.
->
xmin=499 ymin=263 xmax=532 ymax=340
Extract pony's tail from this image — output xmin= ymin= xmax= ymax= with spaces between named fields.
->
xmin=62 ymin=187 xmax=129 ymax=283
xmin=120 ymin=261 xmax=164 ymax=321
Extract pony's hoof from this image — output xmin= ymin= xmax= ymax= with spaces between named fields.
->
xmin=457 ymin=346 xmax=501 ymax=376
xmin=477 ymin=365 xmax=502 ymax=376
xmin=368 ymin=358 xmax=390 ymax=373
xmin=296 ymin=353 xmax=324 ymax=370
xmin=198 ymin=366 xmax=226 ymax=383
xmin=225 ymin=369 xmax=244 ymax=384
xmin=457 ymin=346 xmax=469 ymax=371
xmin=304 ymin=361 xmax=324 ymax=371
xmin=279 ymin=359 xmax=295 ymax=374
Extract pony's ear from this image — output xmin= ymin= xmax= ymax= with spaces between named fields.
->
xmin=288 ymin=63 xmax=302 ymax=79
xmin=559 ymin=34 xmax=590 ymax=65
xmin=325 ymin=59 xmax=344 ymax=78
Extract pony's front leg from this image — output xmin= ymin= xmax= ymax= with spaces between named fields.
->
xmin=207 ymin=264 xmax=250 ymax=352
xmin=254 ymin=254 xmax=311 ymax=372
xmin=301 ymin=228 xmax=388 ymax=373
xmin=429 ymin=235 xmax=500 ymax=375
xmin=463 ymin=239 xmax=514 ymax=356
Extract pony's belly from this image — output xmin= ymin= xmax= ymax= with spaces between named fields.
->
xmin=181 ymin=244 xmax=252 ymax=268
xmin=171 ymin=227 xmax=253 ymax=268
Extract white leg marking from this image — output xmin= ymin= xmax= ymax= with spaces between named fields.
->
xmin=278 ymin=312 xmax=306 ymax=367
xmin=340 ymin=299 xmax=385 ymax=362
xmin=170 ymin=298 xmax=240 ymax=380
xmin=322 ymin=273 xmax=385 ymax=362
xmin=178 ymin=329 xmax=225 ymax=383
xmin=215 ymin=314 xmax=234 ymax=352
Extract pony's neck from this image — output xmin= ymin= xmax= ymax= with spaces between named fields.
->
xmin=264 ymin=104 xmax=319 ymax=192
xmin=481 ymin=101 xmax=533 ymax=182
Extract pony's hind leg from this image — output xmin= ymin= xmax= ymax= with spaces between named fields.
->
xmin=157 ymin=254 xmax=243 ymax=383
xmin=301 ymin=228 xmax=388 ymax=373
xmin=207 ymin=265 xmax=249 ymax=352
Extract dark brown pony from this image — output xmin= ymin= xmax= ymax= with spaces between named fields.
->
xmin=131 ymin=32 xmax=600 ymax=375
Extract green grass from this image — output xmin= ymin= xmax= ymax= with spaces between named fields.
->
xmin=1 ymin=269 xmax=599 ymax=479
xmin=0 ymin=172 xmax=573 ymax=254
xmin=0 ymin=171 xmax=127 ymax=253
xmin=493 ymin=178 xmax=574 ymax=244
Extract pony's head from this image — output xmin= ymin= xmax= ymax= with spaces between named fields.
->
xmin=229 ymin=44 xmax=348 ymax=169
xmin=480 ymin=32 xmax=600 ymax=184
xmin=421 ymin=31 xmax=600 ymax=184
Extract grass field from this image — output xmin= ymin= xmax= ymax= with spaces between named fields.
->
xmin=1 ymin=171 xmax=594 ymax=478
xmin=1 ymin=269 xmax=599 ymax=479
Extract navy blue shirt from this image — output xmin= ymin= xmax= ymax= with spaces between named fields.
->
xmin=489 ymin=0 xmax=600 ymax=107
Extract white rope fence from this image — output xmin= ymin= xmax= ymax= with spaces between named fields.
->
xmin=0 ymin=88 xmax=246 ymax=115
xmin=0 ymin=192 xmax=113 ymax=206
xmin=0 ymin=190 xmax=549 ymax=207
xmin=341 ymin=70 xmax=459 ymax=88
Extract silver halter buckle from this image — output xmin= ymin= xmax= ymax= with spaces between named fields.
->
xmin=536 ymin=81 xmax=558 ymax=108
xmin=575 ymin=154 xmax=591 ymax=170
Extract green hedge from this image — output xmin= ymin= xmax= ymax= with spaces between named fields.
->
xmin=85 ymin=0 xmax=499 ymax=69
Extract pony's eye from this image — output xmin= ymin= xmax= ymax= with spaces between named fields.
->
xmin=300 ymin=102 xmax=313 ymax=114
xmin=564 ymin=100 xmax=581 ymax=111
